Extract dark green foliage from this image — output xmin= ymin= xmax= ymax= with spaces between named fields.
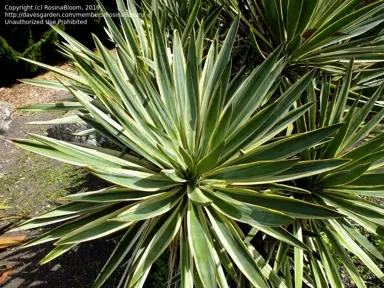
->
xmin=0 ymin=36 xmax=19 ymax=67
xmin=0 ymin=36 xmax=20 ymax=87
xmin=0 ymin=27 xmax=61 ymax=86
xmin=145 ymin=251 xmax=169 ymax=288
xmin=0 ymin=0 xmax=117 ymax=87
xmin=21 ymin=29 xmax=60 ymax=74
xmin=40 ymin=29 xmax=60 ymax=62
xmin=21 ymin=42 xmax=43 ymax=74
xmin=4 ymin=26 xmax=34 ymax=53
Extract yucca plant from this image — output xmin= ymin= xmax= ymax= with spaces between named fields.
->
xmin=139 ymin=0 xmax=384 ymax=107
xmin=13 ymin=8 xmax=344 ymax=288
xmin=252 ymin=61 xmax=384 ymax=287
xmin=11 ymin=0 xmax=384 ymax=287
xmin=216 ymin=0 xmax=384 ymax=88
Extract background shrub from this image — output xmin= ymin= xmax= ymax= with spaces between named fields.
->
xmin=0 ymin=0 xmax=117 ymax=87
xmin=21 ymin=28 xmax=61 ymax=74
xmin=0 ymin=36 xmax=21 ymax=87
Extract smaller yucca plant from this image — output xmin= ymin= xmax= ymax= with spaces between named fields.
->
xmin=219 ymin=0 xmax=384 ymax=85
xmin=192 ymin=64 xmax=384 ymax=287
xmin=12 ymin=2 xmax=352 ymax=287
xmin=257 ymin=61 xmax=384 ymax=287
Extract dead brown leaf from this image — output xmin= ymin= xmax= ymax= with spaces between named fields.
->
xmin=0 ymin=234 xmax=27 ymax=249
xmin=0 ymin=268 xmax=13 ymax=285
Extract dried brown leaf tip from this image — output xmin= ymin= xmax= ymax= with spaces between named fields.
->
xmin=302 ymin=28 xmax=317 ymax=39
xmin=0 ymin=268 xmax=13 ymax=285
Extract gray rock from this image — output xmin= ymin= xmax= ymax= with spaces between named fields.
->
xmin=46 ymin=111 xmax=108 ymax=146
xmin=0 ymin=101 xmax=12 ymax=134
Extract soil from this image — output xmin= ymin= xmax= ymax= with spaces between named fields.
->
xmin=0 ymin=66 xmax=121 ymax=287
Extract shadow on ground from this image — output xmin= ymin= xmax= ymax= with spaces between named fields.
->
xmin=0 ymin=170 xmax=120 ymax=288
xmin=0 ymin=239 xmax=122 ymax=288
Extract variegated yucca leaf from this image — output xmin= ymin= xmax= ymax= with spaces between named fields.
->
xmin=12 ymin=0 xmax=384 ymax=287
